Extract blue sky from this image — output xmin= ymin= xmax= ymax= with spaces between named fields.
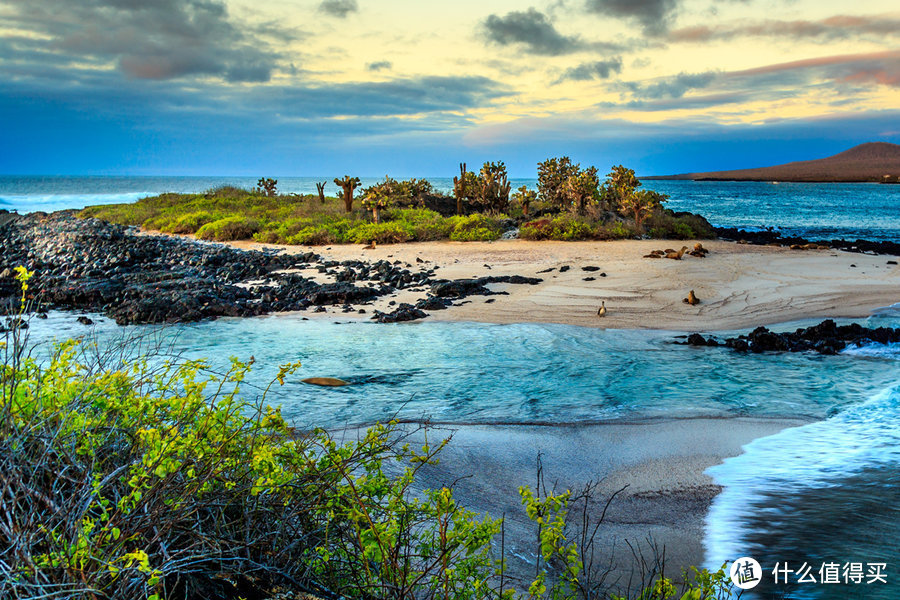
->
xmin=1 ymin=0 xmax=898 ymax=176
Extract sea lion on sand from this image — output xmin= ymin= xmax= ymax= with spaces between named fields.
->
xmin=665 ymin=246 xmax=689 ymax=260
xmin=302 ymin=377 xmax=350 ymax=387
xmin=363 ymin=241 xmax=377 ymax=250
xmin=683 ymin=290 xmax=699 ymax=305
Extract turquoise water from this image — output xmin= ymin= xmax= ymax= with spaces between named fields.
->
xmin=23 ymin=312 xmax=900 ymax=428
xmin=2 ymin=176 xmax=899 ymax=241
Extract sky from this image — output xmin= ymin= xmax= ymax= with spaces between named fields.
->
xmin=0 ymin=0 xmax=898 ymax=177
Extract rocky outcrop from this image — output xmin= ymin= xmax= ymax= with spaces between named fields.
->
xmin=683 ymin=320 xmax=900 ymax=355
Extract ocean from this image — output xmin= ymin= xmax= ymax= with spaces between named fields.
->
xmin=6 ymin=175 xmax=900 ymax=598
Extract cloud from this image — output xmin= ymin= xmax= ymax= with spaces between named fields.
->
xmin=482 ymin=8 xmax=583 ymax=55
xmin=669 ymin=14 xmax=900 ymax=43
xmin=556 ymin=58 xmax=623 ymax=82
xmin=2 ymin=0 xmax=282 ymax=82
xmin=318 ymin=0 xmax=358 ymax=18
xmin=585 ymin=0 xmax=679 ymax=35
xmin=625 ymin=71 xmax=718 ymax=99
xmin=367 ymin=61 xmax=393 ymax=72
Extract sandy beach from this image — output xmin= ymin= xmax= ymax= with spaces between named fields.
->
xmin=226 ymin=238 xmax=900 ymax=331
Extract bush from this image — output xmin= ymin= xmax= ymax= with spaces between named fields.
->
xmin=448 ymin=214 xmax=503 ymax=241
xmin=520 ymin=215 xmax=595 ymax=241
xmin=598 ymin=221 xmax=638 ymax=240
xmin=195 ymin=216 xmax=261 ymax=241
xmin=169 ymin=211 xmax=215 ymax=234
xmin=646 ymin=210 xmax=716 ymax=240
xmin=347 ymin=221 xmax=412 ymax=244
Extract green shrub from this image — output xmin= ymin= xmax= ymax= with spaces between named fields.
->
xmin=347 ymin=221 xmax=412 ymax=244
xmin=195 ymin=216 xmax=261 ymax=241
xmin=169 ymin=211 xmax=215 ymax=234
xmin=646 ymin=210 xmax=715 ymax=240
xmin=285 ymin=226 xmax=338 ymax=245
xmin=598 ymin=221 xmax=638 ymax=240
xmin=449 ymin=213 xmax=502 ymax=241
xmin=520 ymin=215 xmax=595 ymax=241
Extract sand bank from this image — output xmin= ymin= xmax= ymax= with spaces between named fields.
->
xmin=335 ymin=417 xmax=808 ymax=590
xmin=227 ymin=238 xmax=900 ymax=331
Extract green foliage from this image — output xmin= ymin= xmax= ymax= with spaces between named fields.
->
xmin=513 ymin=185 xmax=537 ymax=216
xmin=537 ymin=157 xmax=579 ymax=209
xmin=347 ymin=221 xmax=412 ymax=244
xmin=195 ymin=216 xmax=261 ymax=241
xmin=520 ymin=215 xmax=596 ymax=241
xmin=646 ymin=210 xmax=716 ymax=240
xmin=473 ymin=161 xmax=512 ymax=214
xmin=602 ymin=165 xmax=641 ymax=212
xmin=168 ymin=211 xmax=215 ymax=234
xmin=620 ymin=189 xmax=668 ymax=231
xmin=449 ymin=213 xmax=504 ymax=241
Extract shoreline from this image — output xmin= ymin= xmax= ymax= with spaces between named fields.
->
xmin=334 ymin=416 xmax=811 ymax=589
xmin=222 ymin=237 xmax=900 ymax=332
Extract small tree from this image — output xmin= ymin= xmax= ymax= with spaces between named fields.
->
xmin=602 ymin=165 xmax=640 ymax=212
xmin=453 ymin=163 xmax=477 ymax=215
xmin=256 ymin=177 xmax=278 ymax=197
xmin=537 ymin=157 xmax=579 ymax=209
xmin=564 ymin=167 xmax=600 ymax=216
xmin=621 ymin=189 xmax=668 ymax=231
xmin=362 ymin=177 xmax=397 ymax=223
xmin=315 ymin=181 xmax=327 ymax=204
xmin=475 ymin=161 xmax=511 ymax=214
xmin=513 ymin=185 xmax=537 ymax=216
xmin=334 ymin=175 xmax=361 ymax=213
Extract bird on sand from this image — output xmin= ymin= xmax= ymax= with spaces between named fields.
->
xmin=597 ymin=301 xmax=607 ymax=317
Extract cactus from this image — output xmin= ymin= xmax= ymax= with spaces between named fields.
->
xmin=316 ymin=181 xmax=327 ymax=204
xmin=475 ymin=161 xmax=511 ymax=214
xmin=452 ymin=162 xmax=471 ymax=215
xmin=334 ymin=176 xmax=361 ymax=212
xmin=256 ymin=177 xmax=278 ymax=197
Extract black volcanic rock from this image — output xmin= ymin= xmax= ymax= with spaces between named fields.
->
xmin=682 ymin=319 xmax=900 ymax=355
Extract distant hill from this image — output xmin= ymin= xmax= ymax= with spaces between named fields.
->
xmin=647 ymin=142 xmax=900 ymax=183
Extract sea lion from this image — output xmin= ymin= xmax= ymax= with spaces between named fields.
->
xmin=688 ymin=242 xmax=708 ymax=257
xmin=363 ymin=241 xmax=377 ymax=250
xmin=302 ymin=377 xmax=350 ymax=387
xmin=683 ymin=290 xmax=699 ymax=306
xmin=665 ymin=246 xmax=689 ymax=260
xmin=597 ymin=301 xmax=607 ymax=317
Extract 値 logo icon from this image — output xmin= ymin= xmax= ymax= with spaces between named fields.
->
xmin=730 ymin=557 xmax=762 ymax=590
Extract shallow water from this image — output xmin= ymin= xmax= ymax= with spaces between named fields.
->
xmin=22 ymin=312 xmax=900 ymax=429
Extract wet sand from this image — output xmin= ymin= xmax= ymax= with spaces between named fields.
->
xmin=335 ymin=417 xmax=809 ymax=591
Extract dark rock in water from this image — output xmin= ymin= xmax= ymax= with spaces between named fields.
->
xmin=715 ymin=227 xmax=900 ymax=256
xmin=682 ymin=319 xmax=900 ymax=355
xmin=373 ymin=303 xmax=428 ymax=323
xmin=76 ymin=316 xmax=93 ymax=325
